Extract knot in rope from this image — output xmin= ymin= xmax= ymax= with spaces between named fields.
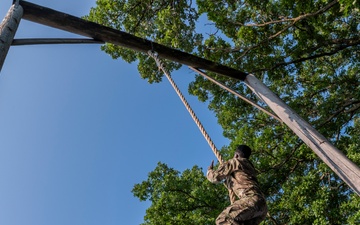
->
xmin=147 ymin=50 xmax=163 ymax=71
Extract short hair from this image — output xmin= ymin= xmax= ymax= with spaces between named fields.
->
xmin=235 ymin=145 xmax=252 ymax=159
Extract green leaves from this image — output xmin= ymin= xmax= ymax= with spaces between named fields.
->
xmin=85 ymin=0 xmax=360 ymax=224
xmin=339 ymin=0 xmax=360 ymax=15
xmin=84 ymin=0 xmax=201 ymax=83
xmin=132 ymin=162 xmax=227 ymax=225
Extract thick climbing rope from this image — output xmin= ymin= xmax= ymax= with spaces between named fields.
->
xmin=148 ymin=50 xmax=224 ymax=164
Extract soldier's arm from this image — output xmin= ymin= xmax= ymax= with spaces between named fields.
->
xmin=206 ymin=159 xmax=238 ymax=183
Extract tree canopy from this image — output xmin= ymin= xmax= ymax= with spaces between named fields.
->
xmin=85 ymin=0 xmax=360 ymax=224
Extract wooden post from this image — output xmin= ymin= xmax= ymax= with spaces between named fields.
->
xmin=0 ymin=3 xmax=23 ymax=72
xmin=245 ymin=74 xmax=360 ymax=196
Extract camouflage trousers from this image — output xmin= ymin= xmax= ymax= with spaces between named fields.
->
xmin=215 ymin=195 xmax=267 ymax=225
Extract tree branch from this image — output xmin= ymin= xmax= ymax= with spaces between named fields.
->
xmin=237 ymin=0 xmax=339 ymax=27
xmin=259 ymin=142 xmax=304 ymax=173
xmin=167 ymin=188 xmax=215 ymax=209
xmin=231 ymin=0 xmax=340 ymax=59
xmin=320 ymin=100 xmax=360 ymax=126
xmin=252 ymin=38 xmax=360 ymax=73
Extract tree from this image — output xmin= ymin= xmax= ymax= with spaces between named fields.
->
xmin=85 ymin=0 xmax=360 ymax=224
xmin=132 ymin=162 xmax=228 ymax=225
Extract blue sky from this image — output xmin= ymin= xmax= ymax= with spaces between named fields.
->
xmin=0 ymin=1 xmax=229 ymax=224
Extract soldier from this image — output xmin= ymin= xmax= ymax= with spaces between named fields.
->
xmin=207 ymin=145 xmax=267 ymax=225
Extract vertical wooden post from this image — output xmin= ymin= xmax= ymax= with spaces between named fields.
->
xmin=245 ymin=74 xmax=360 ymax=196
xmin=0 ymin=3 xmax=23 ymax=72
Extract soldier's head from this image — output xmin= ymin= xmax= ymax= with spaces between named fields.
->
xmin=234 ymin=145 xmax=251 ymax=159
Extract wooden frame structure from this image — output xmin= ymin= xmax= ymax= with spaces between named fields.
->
xmin=1 ymin=1 xmax=359 ymax=195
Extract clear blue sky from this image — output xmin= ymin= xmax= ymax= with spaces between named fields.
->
xmin=0 ymin=1 xmax=229 ymax=224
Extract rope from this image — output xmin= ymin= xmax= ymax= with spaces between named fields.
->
xmin=189 ymin=67 xmax=283 ymax=123
xmin=147 ymin=50 xmax=224 ymax=164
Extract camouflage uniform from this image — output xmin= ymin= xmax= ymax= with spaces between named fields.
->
xmin=207 ymin=157 xmax=267 ymax=225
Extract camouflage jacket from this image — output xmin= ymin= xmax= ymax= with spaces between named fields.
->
xmin=207 ymin=158 xmax=264 ymax=203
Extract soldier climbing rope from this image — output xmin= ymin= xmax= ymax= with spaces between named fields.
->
xmin=147 ymin=51 xmax=269 ymax=224
xmin=147 ymin=48 xmax=360 ymax=194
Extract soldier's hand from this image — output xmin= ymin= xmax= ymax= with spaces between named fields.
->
xmin=208 ymin=160 xmax=214 ymax=170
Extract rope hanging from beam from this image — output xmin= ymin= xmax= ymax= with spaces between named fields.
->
xmin=147 ymin=50 xmax=224 ymax=164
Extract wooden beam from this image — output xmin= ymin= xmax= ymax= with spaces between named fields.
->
xmin=0 ymin=4 xmax=23 ymax=72
xmin=245 ymin=74 xmax=360 ymax=196
xmin=18 ymin=0 xmax=248 ymax=80
xmin=12 ymin=38 xmax=104 ymax=46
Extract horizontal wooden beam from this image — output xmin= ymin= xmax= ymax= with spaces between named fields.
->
xmin=18 ymin=0 xmax=248 ymax=80
xmin=12 ymin=38 xmax=104 ymax=46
